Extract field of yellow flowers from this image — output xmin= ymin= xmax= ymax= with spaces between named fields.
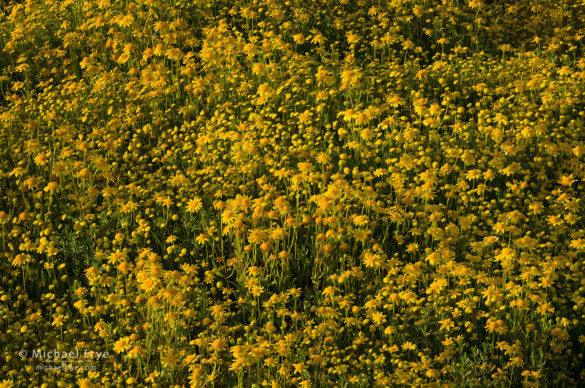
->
xmin=1 ymin=0 xmax=585 ymax=386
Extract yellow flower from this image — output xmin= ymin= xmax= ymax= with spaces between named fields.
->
xmin=52 ymin=315 xmax=64 ymax=327
xmin=401 ymin=341 xmax=416 ymax=351
xmin=293 ymin=362 xmax=306 ymax=375
xmin=250 ymin=285 xmax=264 ymax=297
xmin=186 ymin=196 xmax=202 ymax=213
xmin=34 ymin=153 xmax=49 ymax=166
xmin=44 ymin=181 xmax=60 ymax=192
xmin=322 ymin=286 xmax=337 ymax=298
xmin=139 ymin=278 xmax=157 ymax=293
xmin=12 ymin=254 xmax=27 ymax=266
xmin=23 ymin=177 xmax=38 ymax=189
xmin=107 ymin=250 xmax=125 ymax=265
xmin=439 ymin=318 xmax=455 ymax=332
xmin=372 ymin=311 xmax=386 ymax=325
xmin=570 ymin=238 xmax=585 ymax=250
xmin=558 ymin=175 xmax=575 ymax=186
xmin=77 ymin=379 xmax=94 ymax=388
xmin=293 ymin=34 xmax=305 ymax=44
xmin=387 ymin=95 xmax=405 ymax=108
xmin=145 ymin=371 xmax=160 ymax=383
xmin=547 ymin=214 xmax=562 ymax=227
xmin=113 ymin=337 xmax=129 ymax=353
xmin=210 ymin=338 xmax=226 ymax=351
xmin=195 ymin=233 xmax=208 ymax=244
xmin=353 ymin=215 xmax=368 ymax=226
xmin=347 ymin=33 xmax=359 ymax=44
xmin=9 ymin=167 xmax=26 ymax=177
xmin=362 ymin=251 xmax=382 ymax=267
xmin=76 ymin=168 xmax=92 ymax=179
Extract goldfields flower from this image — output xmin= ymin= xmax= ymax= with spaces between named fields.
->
xmin=52 ymin=315 xmax=64 ymax=327
xmin=186 ymin=196 xmax=202 ymax=213
xmin=352 ymin=215 xmax=368 ymax=226
xmin=44 ymin=181 xmax=60 ymax=193
xmin=12 ymin=254 xmax=27 ymax=266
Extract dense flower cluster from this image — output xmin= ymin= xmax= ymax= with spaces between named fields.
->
xmin=1 ymin=0 xmax=585 ymax=387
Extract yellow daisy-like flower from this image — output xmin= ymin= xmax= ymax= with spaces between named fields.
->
xmin=77 ymin=379 xmax=94 ymax=388
xmin=44 ymin=181 xmax=60 ymax=192
xmin=186 ymin=196 xmax=202 ymax=213
xmin=139 ymin=278 xmax=157 ymax=293
xmin=353 ymin=215 xmax=369 ymax=226
xmin=12 ymin=254 xmax=27 ymax=266
xmin=113 ymin=337 xmax=130 ymax=353
xmin=52 ymin=315 xmax=64 ymax=327
xmin=195 ymin=233 xmax=208 ymax=245
xmin=322 ymin=286 xmax=337 ymax=298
